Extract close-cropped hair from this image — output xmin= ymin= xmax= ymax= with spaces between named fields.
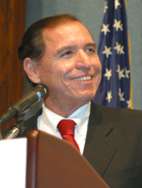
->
xmin=18 ymin=14 xmax=80 ymax=62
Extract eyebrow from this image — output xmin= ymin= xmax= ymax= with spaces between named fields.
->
xmin=85 ymin=42 xmax=96 ymax=49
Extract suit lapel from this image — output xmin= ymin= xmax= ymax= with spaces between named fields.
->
xmin=83 ymin=103 xmax=117 ymax=176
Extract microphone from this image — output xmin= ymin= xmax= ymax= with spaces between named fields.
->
xmin=0 ymin=84 xmax=47 ymax=125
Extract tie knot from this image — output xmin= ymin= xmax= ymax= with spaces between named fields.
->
xmin=57 ymin=119 xmax=76 ymax=136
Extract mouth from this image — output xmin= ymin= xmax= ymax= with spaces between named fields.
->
xmin=75 ymin=75 xmax=93 ymax=81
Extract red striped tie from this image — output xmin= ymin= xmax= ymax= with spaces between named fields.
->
xmin=57 ymin=119 xmax=80 ymax=152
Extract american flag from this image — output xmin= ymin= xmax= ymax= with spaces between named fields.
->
xmin=94 ymin=0 xmax=131 ymax=108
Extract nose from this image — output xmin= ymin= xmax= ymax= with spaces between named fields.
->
xmin=75 ymin=50 xmax=91 ymax=70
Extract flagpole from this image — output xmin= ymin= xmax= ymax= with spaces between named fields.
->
xmin=125 ymin=0 xmax=133 ymax=109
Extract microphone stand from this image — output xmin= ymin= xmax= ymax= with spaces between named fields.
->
xmin=4 ymin=100 xmax=42 ymax=139
xmin=5 ymin=124 xmax=21 ymax=139
xmin=4 ymin=115 xmax=25 ymax=139
xmin=0 ymin=84 xmax=47 ymax=139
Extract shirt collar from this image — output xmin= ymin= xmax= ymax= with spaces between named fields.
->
xmin=42 ymin=102 xmax=91 ymax=132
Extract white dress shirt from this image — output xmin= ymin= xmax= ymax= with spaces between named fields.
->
xmin=37 ymin=102 xmax=91 ymax=154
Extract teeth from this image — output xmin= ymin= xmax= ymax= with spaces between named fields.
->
xmin=76 ymin=76 xmax=91 ymax=81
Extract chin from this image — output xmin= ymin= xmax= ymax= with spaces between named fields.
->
xmin=80 ymin=90 xmax=96 ymax=98
xmin=76 ymin=93 xmax=94 ymax=103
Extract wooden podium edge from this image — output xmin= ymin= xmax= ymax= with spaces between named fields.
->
xmin=26 ymin=130 xmax=39 ymax=188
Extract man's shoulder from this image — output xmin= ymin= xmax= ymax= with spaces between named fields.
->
xmin=91 ymin=102 xmax=142 ymax=130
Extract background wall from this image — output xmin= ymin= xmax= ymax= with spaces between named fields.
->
xmin=26 ymin=0 xmax=142 ymax=110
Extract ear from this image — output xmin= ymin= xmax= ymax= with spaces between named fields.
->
xmin=23 ymin=58 xmax=41 ymax=84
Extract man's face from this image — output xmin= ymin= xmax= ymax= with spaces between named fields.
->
xmin=33 ymin=21 xmax=102 ymax=107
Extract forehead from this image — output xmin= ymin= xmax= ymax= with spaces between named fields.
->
xmin=42 ymin=21 xmax=94 ymax=48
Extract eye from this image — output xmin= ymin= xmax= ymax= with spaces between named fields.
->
xmin=60 ymin=50 xmax=74 ymax=58
xmin=56 ymin=47 xmax=76 ymax=59
xmin=85 ymin=45 xmax=97 ymax=55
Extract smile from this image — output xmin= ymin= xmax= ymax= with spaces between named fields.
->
xmin=75 ymin=76 xmax=92 ymax=81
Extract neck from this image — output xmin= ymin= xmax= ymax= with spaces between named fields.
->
xmin=44 ymin=97 xmax=88 ymax=117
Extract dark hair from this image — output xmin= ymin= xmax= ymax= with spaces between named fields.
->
xmin=18 ymin=14 xmax=79 ymax=62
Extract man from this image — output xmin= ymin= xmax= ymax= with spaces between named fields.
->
xmin=17 ymin=14 xmax=142 ymax=187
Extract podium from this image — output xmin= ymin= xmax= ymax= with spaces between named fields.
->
xmin=26 ymin=130 xmax=109 ymax=188
xmin=0 ymin=130 xmax=109 ymax=187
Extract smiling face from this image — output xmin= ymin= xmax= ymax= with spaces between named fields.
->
xmin=24 ymin=20 xmax=102 ymax=115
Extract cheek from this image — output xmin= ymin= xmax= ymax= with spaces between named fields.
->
xmin=36 ymin=65 xmax=53 ymax=85
xmin=38 ymin=65 xmax=65 ymax=92
xmin=61 ymin=61 xmax=75 ymax=74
